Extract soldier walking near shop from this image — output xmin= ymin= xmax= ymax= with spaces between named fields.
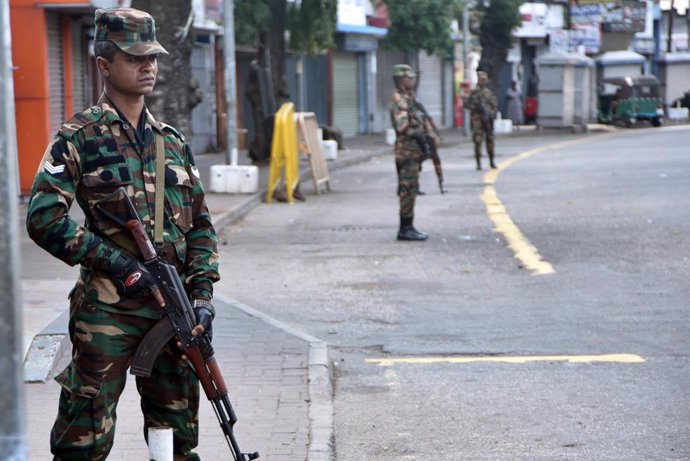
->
xmin=465 ymin=70 xmax=498 ymax=170
xmin=25 ymin=8 xmax=219 ymax=460
xmin=390 ymin=64 xmax=430 ymax=241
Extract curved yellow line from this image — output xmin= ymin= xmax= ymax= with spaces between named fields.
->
xmin=481 ymin=137 xmax=605 ymax=275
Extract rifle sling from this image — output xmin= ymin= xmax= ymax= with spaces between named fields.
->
xmin=154 ymin=132 xmax=165 ymax=245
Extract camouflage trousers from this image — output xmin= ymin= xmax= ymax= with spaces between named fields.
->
xmin=471 ymin=122 xmax=495 ymax=164
xmin=50 ymin=301 xmax=200 ymax=460
xmin=395 ymin=143 xmax=422 ymax=219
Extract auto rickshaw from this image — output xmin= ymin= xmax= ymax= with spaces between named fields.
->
xmin=597 ymin=75 xmax=664 ymax=127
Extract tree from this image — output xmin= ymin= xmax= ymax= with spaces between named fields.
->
xmin=235 ymin=0 xmax=336 ymax=162
xmin=130 ymin=0 xmax=201 ymax=138
xmin=475 ymin=0 xmax=522 ymax=95
xmin=383 ymin=0 xmax=458 ymax=74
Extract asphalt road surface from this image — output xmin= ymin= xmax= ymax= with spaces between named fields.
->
xmin=217 ymin=126 xmax=690 ymax=460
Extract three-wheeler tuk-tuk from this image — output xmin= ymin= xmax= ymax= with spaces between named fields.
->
xmin=597 ymin=75 xmax=664 ymax=127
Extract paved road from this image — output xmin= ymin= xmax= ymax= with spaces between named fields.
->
xmin=216 ymin=126 xmax=690 ymax=460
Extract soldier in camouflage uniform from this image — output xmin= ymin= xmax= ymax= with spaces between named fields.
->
xmin=465 ymin=70 xmax=498 ymax=170
xmin=390 ymin=64 xmax=430 ymax=241
xmin=25 ymin=8 xmax=219 ymax=461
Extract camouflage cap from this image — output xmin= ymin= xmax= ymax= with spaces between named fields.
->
xmin=393 ymin=64 xmax=416 ymax=79
xmin=95 ymin=8 xmax=168 ymax=56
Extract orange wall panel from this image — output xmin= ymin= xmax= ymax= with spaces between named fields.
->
xmin=10 ymin=5 xmax=50 ymax=195
xmin=15 ymin=100 xmax=51 ymax=195
xmin=11 ymin=6 xmax=49 ymax=98
xmin=11 ymin=0 xmax=89 ymax=6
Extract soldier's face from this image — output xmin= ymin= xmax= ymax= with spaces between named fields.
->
xmin=98 ymin=50 xmax=158 ymax=97
xmin=401 ymin=76 xmax=415 ymax=90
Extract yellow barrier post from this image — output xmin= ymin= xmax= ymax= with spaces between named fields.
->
xmin=266 ymin=102 xmax=299 ymax=203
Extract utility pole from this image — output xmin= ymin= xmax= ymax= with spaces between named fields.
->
xmin=223 ymin=0 xmax=239 ymax=165
xmin=0 ymin=0 xmax=27 ymax=458
xmin=666 ymin=0 xmax=675 ymax=53
xmin=462 ymin=1 xmax=471 ymax=136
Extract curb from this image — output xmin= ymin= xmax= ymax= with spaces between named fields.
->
xmin=214 ymin=295 xmax=334 ymax=461
xmin=23 ymin=311 xmax=69 ymax=383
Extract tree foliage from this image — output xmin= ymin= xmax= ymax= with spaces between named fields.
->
xmin=383 ymin=0 xmax=458 ymax=58
xmin=235 ymin=0 xmax=336 ymax=55
xmin=234 ymin=1 xmax=271 ymax=46
xmin=476 ymin=0 xmax=522 ymax=94
xmin=287 ymin=0 xmax=337 ymax=55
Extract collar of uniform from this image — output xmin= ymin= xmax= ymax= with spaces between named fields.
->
xmin=145 ymin=108 xmax=166 ymax=135
xmin=95 ymin=97 xmax=164 ymax=135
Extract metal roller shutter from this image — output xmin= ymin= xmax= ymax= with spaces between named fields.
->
xmin=415 ymin=51 xmax=443 ymax=125
xmin=443 ymin=60 xmax=454 ymax=128
xmin=46 ymin=11 xmax=65 ymax=135
xmin=375 ymin=49 xmax=405 ymax=132
xmin=71 ymin=21 xmax=88 ymax=113
xmin=332 ymin=51 xmax=359 ymax=137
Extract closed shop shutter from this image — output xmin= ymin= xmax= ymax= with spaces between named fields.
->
xmin=190 ymin=42 xmax=217 ymax=154
xmin=305 ymin=55 xmax=328 ymax=125
xmin=443 ymin=60 xmax=454 ymax=128
xmin=46 ymin=11 xmax=65 ymax=135
xmin=71 ymin=21 xmax=88 ymax=113
xmin=332 ymin=51 xmax=359 ymax=137
xmin=415 ymin=52 xmax=443 ymax=126
xmin=375 ymin=49 xmax=405 ymax=132
xmin=357 ymin=53 xmax=368 ymax=133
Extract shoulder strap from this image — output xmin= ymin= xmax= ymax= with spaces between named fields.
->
xmin=154 ymin=132 xmax=166 ymax=245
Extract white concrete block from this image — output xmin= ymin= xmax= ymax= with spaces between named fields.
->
xmin=668 ymin=107 xmax=689 ymax=120
xmin=493 ymin=119 xmax=513 ymax=134
xmin=322 ymin=140 xmax=338 ymax=160
xmin=210 ymin=165 xmax=259 ymax=194
xmin=385 ymin=128 xmax=396 ymax=145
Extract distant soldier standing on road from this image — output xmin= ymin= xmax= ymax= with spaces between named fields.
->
xmin=390 ymin=64 xmax=430 ymax=241
xmin=465 ymin=70 xmax=498 ymax=170
xmin=25 ymin=8 xmax=219 ymax=460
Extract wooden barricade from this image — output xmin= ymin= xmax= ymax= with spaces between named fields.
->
xmin=296 ymin=112 xmax=331 ymax=195
xmin=266 ymin=102 xmax=299 ymax=203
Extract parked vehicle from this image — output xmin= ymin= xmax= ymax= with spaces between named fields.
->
xmin=597 ymin=75 xmax=663 ymax=127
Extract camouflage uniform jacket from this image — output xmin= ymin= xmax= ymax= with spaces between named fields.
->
xmin=390 ymin=88 xmax=427 ymax=151
xmin=26 ymin=99 xmax=220 ymax=319
xmin=465 ymin=86 xmax=498 ymax=125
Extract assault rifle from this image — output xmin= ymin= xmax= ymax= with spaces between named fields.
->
xmin=412 ymin=100 xmax=445 ymax=194
xmin=95 ymin=188 xmax=259 ymax=461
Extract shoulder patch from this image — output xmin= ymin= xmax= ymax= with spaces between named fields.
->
xmin=57 ymin=106 xmax=104 ymax=140
xmin=159 ymin=122 xmax=186 ymax=142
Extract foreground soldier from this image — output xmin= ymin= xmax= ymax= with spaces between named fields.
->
xmin=465 ymin=70 xmax=498 ymax=170
xmin=390 ymin=64 xmax=429 ymax=241
xmin=25 ymin=8 xmax=219 ymax=460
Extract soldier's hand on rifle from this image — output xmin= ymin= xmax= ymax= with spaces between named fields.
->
xmin=94 ymin=247 xmax=158 ymax=298
xmin=192 ymin=299 xmax=215 ymax=340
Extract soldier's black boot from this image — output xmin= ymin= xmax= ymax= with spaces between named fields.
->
xmin=488 ymin=151 xmax=497 ymax=169
xmin=475 ymin=149 xmax=482 ymax=170
xmin=397 ymin=216 xmax=428 ymax=241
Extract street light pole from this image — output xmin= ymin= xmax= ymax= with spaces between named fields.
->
xmin=0 ymin=0 xmax=27 ymax=458
xmin=223 ymin=0 xmax=239 ymax=165
xmin=462 ymin=2 xmax=470 ymax=136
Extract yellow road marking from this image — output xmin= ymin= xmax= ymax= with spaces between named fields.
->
xmin=367 ymin=354 xmax=645 ymax=366
xmin=481 ymin=137 xmax=606 ymax=275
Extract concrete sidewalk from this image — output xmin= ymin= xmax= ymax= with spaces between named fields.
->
xmin=20 ymin=131 xmax=410 ymax=460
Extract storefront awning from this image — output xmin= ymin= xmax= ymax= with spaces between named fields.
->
xmin=336 ymin=23 xmax=388 ymax=37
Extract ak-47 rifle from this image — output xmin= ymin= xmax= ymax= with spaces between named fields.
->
xmin=412 ymin=100 xmax=445 ymax=194
xmin=95 ymin=188 xmax=259 ymax=461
